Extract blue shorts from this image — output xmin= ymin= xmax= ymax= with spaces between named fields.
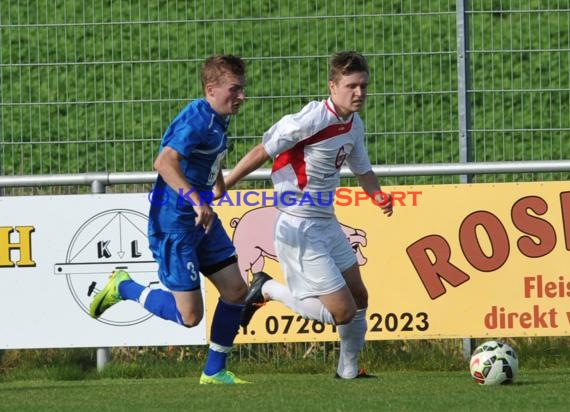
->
xmin=148 ymin=217 xmax=236 ymax=292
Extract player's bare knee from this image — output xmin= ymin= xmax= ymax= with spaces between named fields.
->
xmin=220 ymin=282 xmax=248 ymax=305
xmin=180 ymin=312 xmax=203 ymax=328
xmin=333 ymin=307 xmax=357 ymax=325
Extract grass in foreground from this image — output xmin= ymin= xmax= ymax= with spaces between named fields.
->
xmin=0 ymin=369 xmax=568 ymax=412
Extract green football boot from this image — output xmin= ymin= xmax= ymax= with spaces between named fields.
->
xmin=199 ymin=369 xmax=250 ymax=385
xmin=89 ymin=269 xmax=132 ymax=318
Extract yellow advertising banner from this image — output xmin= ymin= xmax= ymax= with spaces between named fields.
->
xmin=205 ymin=181 xmax=570 ymax=342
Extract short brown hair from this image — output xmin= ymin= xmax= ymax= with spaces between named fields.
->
xmin=328 ymin=51 xmax=369 ymax=83
xmin=201 ymin=54 xmax=246 ymax=92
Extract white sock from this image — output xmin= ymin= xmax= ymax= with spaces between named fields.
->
xmin=262 ymin=280 xmax=335 ymax=325
xmin=336 ymin=308 xmax=367 ymax=379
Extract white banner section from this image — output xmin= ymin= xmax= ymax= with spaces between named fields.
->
xmin=0 ymin=193 xmax=206 ymax=349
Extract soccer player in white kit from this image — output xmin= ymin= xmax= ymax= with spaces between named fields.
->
xmin=225 ymin=51 xmax=393 ymax=379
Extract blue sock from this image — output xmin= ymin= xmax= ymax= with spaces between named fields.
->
xmin=142 ymin=289 xmax=183 ymax=325
xmin=204 ymin=349 xmax=227 ymax=376
xmin=118 ymin=280 xmax=145 ymax=301
xmin=203 ymin=298 xmax=243 ymax=375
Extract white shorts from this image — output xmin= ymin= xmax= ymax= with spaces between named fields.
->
xmin=274 ymin=212 xmax=357 ymax=299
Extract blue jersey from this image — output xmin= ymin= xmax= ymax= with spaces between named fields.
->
xmin=149 ymin=99 xmax=230 ymax=234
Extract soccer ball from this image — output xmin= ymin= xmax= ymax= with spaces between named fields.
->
xmin=469 ymin=340 xmax=518 ymax=385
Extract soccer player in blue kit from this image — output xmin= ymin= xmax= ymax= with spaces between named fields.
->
xmin=89 ymin=54 xmax=249 ymax=384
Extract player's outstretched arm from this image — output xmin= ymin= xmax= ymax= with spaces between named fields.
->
xmin=225 ymin=143 xmax=271 ymax=189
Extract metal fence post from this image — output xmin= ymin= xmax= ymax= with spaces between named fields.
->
xmin=91 ymin=178 xmax=111 ymax=371
xmin=457 ymin=0 xmax=477 ymax=360
xmin=457 ymin=0 xmax=473 ymax=182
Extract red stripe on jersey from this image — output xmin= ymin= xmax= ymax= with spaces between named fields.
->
xmin=325 ymin=99 xmax=341 ymax=119
xmin=272 ymin=117 xmax=353 ymax=190
xmin=272 ymin=146 xmax=308 ymax=189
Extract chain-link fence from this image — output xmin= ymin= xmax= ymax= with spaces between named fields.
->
xmin=2 ymin=0 xmax=568 ymax=195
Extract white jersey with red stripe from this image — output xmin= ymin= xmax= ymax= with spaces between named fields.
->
xmin=263 ymin=97 xmax=372 ymax=218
